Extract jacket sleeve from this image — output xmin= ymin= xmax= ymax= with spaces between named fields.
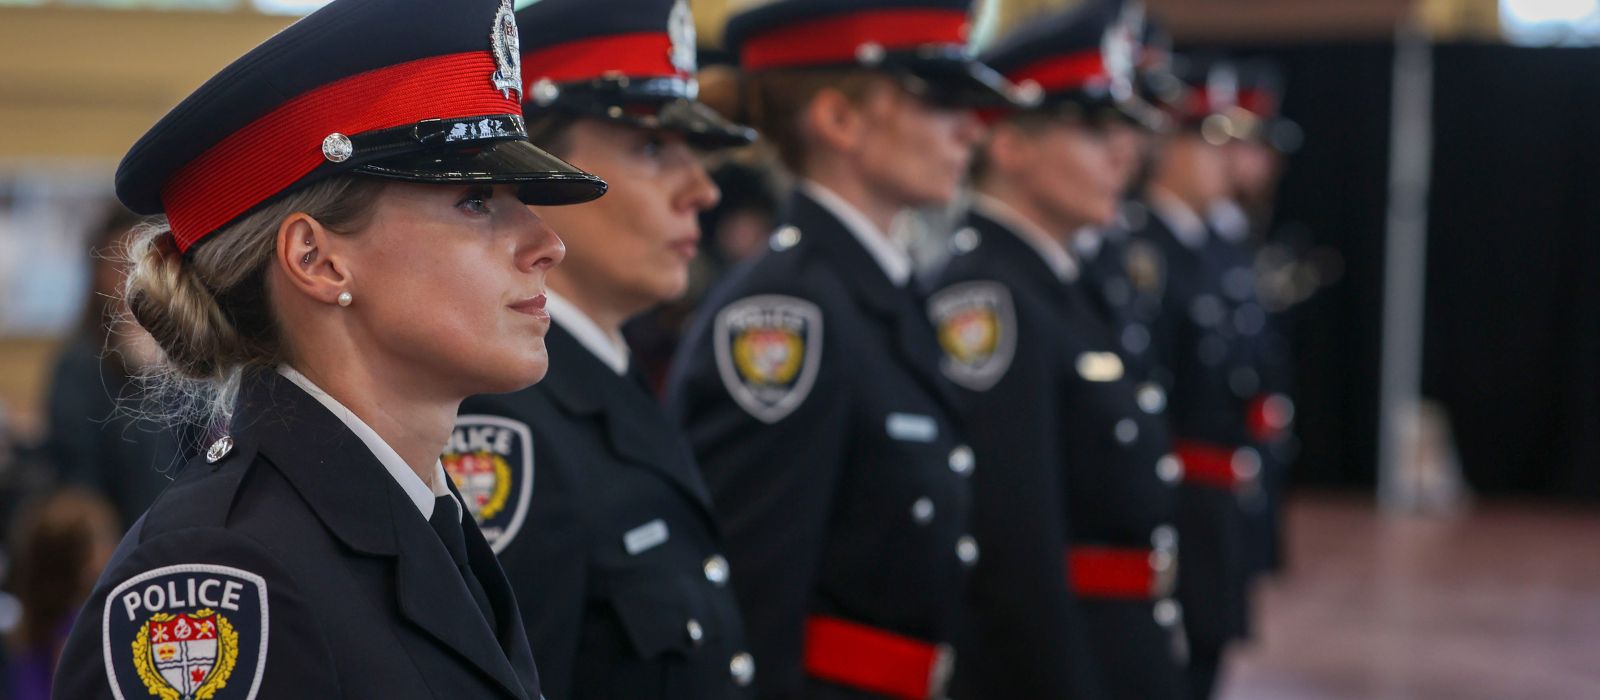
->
xmin=664 ymin=290 xmax=850 ymax=696
xmin=53 ymin=523 xmax=340 ymax=700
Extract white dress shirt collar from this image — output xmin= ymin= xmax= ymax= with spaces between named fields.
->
xmin=1146 ymin=186 xmax=1210 ymax=251
xmin=277 ymin=365 xmax=457 ymax=521
xmin=799 ymin=179 xmax=913 ymax=287
xmin=545 ymin=291 xmax=629 ymax=376
xmin=1208 ymin=198 xmax=1252 ymax=244
xmin=971 ymin=193 xmax=1080 ymax=283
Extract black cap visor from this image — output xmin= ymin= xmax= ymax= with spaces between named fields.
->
xmin=880 ymin=48 xmax=1017 ymax=109
xmin=530 ymin=77 xmax=758 ymax=149
xmin=355 ymin=138 xmax=608 ymax=205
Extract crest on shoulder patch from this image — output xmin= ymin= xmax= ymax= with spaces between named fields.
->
xmin=103 ymin=564 xmax=267 ymax=700
xmin=1124 ymin=240 xmax=1166 ymax=296
xmin=444 ymin=415 xmax=535 ymax=553
xmin=929 ymin=281 xmax=1017 ymax=392
xmin=714 ymin=295 xmax=824 ymax=424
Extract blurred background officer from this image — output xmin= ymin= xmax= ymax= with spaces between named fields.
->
xmin=665 ymin=1 xmax=1011 ymax=697
xmin=448 ymin=1 xmax=759 ymax=697
xmin=1127 ymin=55 xmax=1264 ymax=700
xmin=927 ymin=1 xmax=1183 ymax=697
xmin=50 ymin=0 xmax=607 ymax=697
xmin=41 ymin=206 xmax=193 ymax=528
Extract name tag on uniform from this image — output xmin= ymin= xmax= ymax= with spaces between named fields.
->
xmin=623 ymin=519 xmax=669 ymax=555
xmin=886 ymin=413 xmax=939 ymax=443
xmin=1075 ymin=352 xmax=1125 ymax=382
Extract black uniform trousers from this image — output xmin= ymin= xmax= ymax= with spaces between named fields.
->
xmin=459 ymin=325 xmax=754 ymax=699
xmin=666 ymin=190 xmax=974 ymax=700
xmin=53 ymin=370 xmax=542 ymax=700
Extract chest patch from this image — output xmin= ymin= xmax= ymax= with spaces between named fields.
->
xmin=1123 ymin=240 xmax=1167 ymax=296
xmin=103 ymin=564 xmax=268 ymax=700
xmin=928 ymin=281 xmax=1017 ymax=392
xmin=444 ymin=415 xmax=535 ymax=553
xmin=714 ymin=295 xmax=824 ymax=424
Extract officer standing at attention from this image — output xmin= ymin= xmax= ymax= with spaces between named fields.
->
xmin=926 ymin=2 xmax=1184 ymax=698
xmin=1129 ymin=58 xmax=1265 ymax=700
xmin=445 ymin=0 xmax=759 ymax=697
xmin=664 ymin=2 xmax=1011 ymax=698
xmin=51 ymin=0 xmax=608 ymax=697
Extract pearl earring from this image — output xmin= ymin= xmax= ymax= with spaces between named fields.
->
xmin=337 ymin=291 xmax=353 ymax=307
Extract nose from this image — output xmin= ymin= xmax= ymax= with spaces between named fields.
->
xmin=514 ymin=207 xmax=566 ymax=273
xmin=679 ymin=161 xmax=722 ymax=214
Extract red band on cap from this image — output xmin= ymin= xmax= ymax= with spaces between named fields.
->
xmin=740 ymin=9 xmax=969 ymax=71
xmin=1179 ymin=87 xmax=1225 ymax=120
xmin=1237 ymin=88 xmax=1276 ymax=118
xmin=522 ymin=31 xmax=682 ymax=87
xmin=1008 ymin=49 xmax=1108 ymax=93
xmin=163 ymin=51 xmax=520 ymax=252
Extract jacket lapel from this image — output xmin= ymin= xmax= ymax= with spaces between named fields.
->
xmin=236 ymin=371 xmax=529 ymax=699
xmin=540 ymin=326 xmax=716 ymax=513
xmin=966 ymin=209 xmax=1075 ymax=314
xmin=789 ymin=192 xmax=962 ymax=415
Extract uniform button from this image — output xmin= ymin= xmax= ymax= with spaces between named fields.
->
xmin=948 ymin=445 xmax=975 ymax=476
xmin=769 ymin=226 xmax=802 ymax=251
xmin=730 ymin=652 xmax=756 ymax=687
xmin=1122 ymin=323 xmax=1151 ymax=355
xmin=956 ymin=535 xmax=980 ymax=567
xmin=951 ymin=227 xmax=981 ymax=254
xmin=1151 ymin=524 xmax=1178 ymax=551
xmin=205 ymin=436 xmax=234 ymax=463
xmin=1154 ymin=598 xmax=1182 ymax=627
xmin=686 ymin=619 xmax=704 ymax=645
xmin=1137 ymin=382 xmax=1167 ymax=414
xmin=911 ymin=497 xmax=935 ymax=525
xmin=1114 ymin=419 xmax=1140 ymax=445
xmin=703 ymin=555 xmax=730 ymax=587
xmin=1156 ymin=454 xmax=1183 ymax=484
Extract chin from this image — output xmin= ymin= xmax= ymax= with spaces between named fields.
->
xmin=477 ymin=348 xmax=551 ymax=395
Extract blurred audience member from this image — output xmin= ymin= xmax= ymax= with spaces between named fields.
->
xmin=42 ymin=207 xmax=190 ymax=526
xmin=3 ymin=488 xmax=120 ymax=700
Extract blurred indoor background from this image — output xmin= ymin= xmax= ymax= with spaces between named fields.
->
xmin=1 ymin=0 xmax=1598 ymax=698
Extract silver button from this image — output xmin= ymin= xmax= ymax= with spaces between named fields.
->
xmin=730 ymin=652 xmax=755 ymax=686
xmin=320 ymin=132 xmax=353 ymax=163
xmin=686 ymin=618 xmax=704 ymax=645
xmin=205 ymin=436 xmax=234 ymax=464
xmin=956 ymin=535 xmax=980 ymax=566
xmin=911 ymin=497 xmax=935 ymax=525
xmin=703 ymin=555 xmax=729 ymax=586
xmin=1151 ymin=524 xmax=1178 ymax=551
xmin=1232 ymin=448 xmax=1262 ymax=482
xmin=1156 ymin=454 xmax=1183 ymax=484
xmin=951 ymin=227 xmax=981 ymax=254
xmin=948 ymin=445 xmax=975 ymax=476
xmin=1154 ymin=598 xmax=1182 ymax=627
xmin=770 ymin=226 xmax=802 ymax=251
xmin=1122 ymin=323 xmax=1151 ymax=354
xmin=855 ymin=41 xmax=886 ymax=65
xmin=1137 ymin=382 xmax=1167 ymax=414
xmin=1114 ymin=419 xmax=1140 ymax=445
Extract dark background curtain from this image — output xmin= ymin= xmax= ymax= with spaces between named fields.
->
xmin=1208 ymin=43 xmax=1600 ymax=500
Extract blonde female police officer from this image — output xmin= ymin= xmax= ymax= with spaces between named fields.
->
xmin=51 ymin=0 xmax=606 ymax=697
xmin=443 ymin=1 xmax=759 ymax=698
xmin=664 ymin=2 xmax=1013 ymax=698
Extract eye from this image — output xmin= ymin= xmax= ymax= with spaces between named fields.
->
xmin=457 ymin=186 xmax=494 ymax=215
xmin=639 ymin=135 xmax=665 ymax=159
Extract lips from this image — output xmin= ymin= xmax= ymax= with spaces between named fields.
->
xmin=509 ymin=294 xmax=549 ymax=322
xmin=668 ymin=237 xmax=700 ymax=261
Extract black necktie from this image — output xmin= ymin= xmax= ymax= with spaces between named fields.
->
xmin=429 ymin=495 xmax=497 ymax=631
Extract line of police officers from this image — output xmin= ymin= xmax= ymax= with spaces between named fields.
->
xmin=55 ymin=0 xmax=1299 ymax=698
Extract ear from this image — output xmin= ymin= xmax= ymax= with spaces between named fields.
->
xmin=802 ymin=86 xmax=870 ymax=156
xmin=274 ymin=213 xmax=352 ymax=307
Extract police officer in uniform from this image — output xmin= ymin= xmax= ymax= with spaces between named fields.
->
xmin=51 ymin=0 xmax=607 ymax=696
xmin=926 ymin=3 xmax=1183 ymax=697
xmin=1127 ymin=57 xmax=1265 ymax=700
xmin=445 ymin=1 xmax=758 ymax=697
xmin=664 ymin=2 xmax=1011 ymax=697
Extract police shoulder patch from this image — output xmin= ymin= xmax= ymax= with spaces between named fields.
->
xmin=713 ymin=294 xmax=824 ymax=424
xmin=928 ymin=281 xmax=1017 ymax=392
xmin=103 ymin=564 xmax=268 ymax=700
xmin=444 ymin=415 xmax=535 ymax=553
xmin=1124 ymin=239 xmax=1167 ymax=296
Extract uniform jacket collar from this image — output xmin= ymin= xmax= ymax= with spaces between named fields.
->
xmin=965 ymin=208 xmax=1078 ymax=310
xmin=229 ymin=370 xmax=535 ymax=699
xmin=537 ymin=325 xmax=716 ymax=512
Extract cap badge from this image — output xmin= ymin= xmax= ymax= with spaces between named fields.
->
xmin=1103 ymin=3 xmax=1141 ymax=102
xmin=668 ymin=0 xmax=697 ymax=75
xmin=490 ymin=0 xmax=523 ymax=100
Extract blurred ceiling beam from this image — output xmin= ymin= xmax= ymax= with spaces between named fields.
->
xmin=1149 ymin=0 xmax=1421 ymax=43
